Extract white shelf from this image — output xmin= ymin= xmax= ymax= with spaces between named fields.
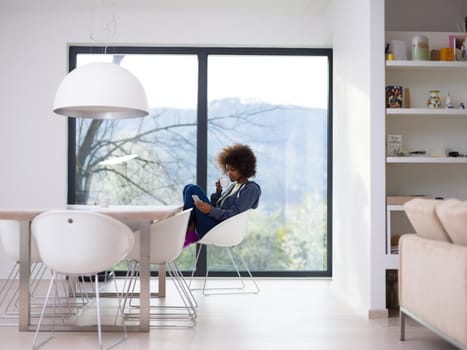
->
xmin=385 ymin=254 xmax=399 ymax=267
xmin=386 ymin=108 xmax=467 ymax=116
xmin=386 ymin=60 xmax=467 ymax=71
xmin=387 ymin=157 xmax=467 ymax=163
xmin=387 ymin=204 xmax=404 ymax=211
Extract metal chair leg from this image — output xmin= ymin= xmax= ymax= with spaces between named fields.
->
xmin=32 ymin=271 xmax=127 ymax=350
xmin=190 ymin=246 xmax=260 ymax=295
xmin=188 ymin=245 xmax=203 ymax=289
xmin=32 ymin=271 xmax=57 ymax=350
xmin=122 ymin=260 xmax=197 ymax=328
xmin=94 ymin=274 xmax=127 ymax=350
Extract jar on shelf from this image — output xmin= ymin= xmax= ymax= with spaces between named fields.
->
xmin=427 ymin=90 xmax=441 ymax=108
xmin=411 ymin=34 xmax=429 ymax=60
xmin=445 ymin=93 xmax=454 ymax=108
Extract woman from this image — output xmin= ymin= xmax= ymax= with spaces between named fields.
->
xmin=182 ymin=144 xmax=261 ymax=247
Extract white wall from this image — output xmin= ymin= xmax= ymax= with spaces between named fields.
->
xmin=369 ymin=0 xmax=387 ymax=315
xmin=332 ymin=0 xmax=386 ymax=316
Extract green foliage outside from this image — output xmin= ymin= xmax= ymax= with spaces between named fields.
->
xmin=175 ymin=193 xmax=327 ymax=272
xmin=75 ymin=101 xmax=328 ymax=273
xmin=114 ymin=191 xmax=327 ymax=273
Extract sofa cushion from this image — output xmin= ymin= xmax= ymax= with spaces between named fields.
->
xmin=436 ymin=198 xmax=467 ymax=246
xmin=403 ymin=198 xmax=451 ymax=242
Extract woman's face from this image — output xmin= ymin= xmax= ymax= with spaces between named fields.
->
xmin=225 ymin=164 xmax=243 ymax=182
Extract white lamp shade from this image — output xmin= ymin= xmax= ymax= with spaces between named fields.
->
xmin=53 ymin=62 xmax=149 ymax=119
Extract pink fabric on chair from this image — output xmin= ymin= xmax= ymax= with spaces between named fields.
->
xmin=183 ymin=230 xmax=199 ymax=248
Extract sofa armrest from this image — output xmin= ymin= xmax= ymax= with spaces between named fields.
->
xmin=399 ymin=234 xmax=467 ymax=347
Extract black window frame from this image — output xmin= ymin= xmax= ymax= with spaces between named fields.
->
xmin=67 ymin=46 xmax=333 ymax=277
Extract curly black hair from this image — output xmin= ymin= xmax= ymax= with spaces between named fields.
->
xmin=216 ymin=144 xmax=257 ymax=178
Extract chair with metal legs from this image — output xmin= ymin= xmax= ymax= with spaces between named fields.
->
xmin=31 ymin=210 xmax=134 ymax=350
xmin=189 ymin=209 xmax=260 ymax=295
xmin=123 ymin=208 xmax=197 ymax=327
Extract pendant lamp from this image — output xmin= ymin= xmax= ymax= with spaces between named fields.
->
xmin=53 ymin=62 xmax=149 ymax=119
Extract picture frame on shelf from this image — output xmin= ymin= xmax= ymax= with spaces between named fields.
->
xmin=386 ymin=85 xmax=403 ymax=108
xmin=449 ymin=34 xmax=467 ymax=61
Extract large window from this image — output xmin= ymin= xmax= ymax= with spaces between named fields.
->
xmin=68 ymin=47 xmax=332 ymax=277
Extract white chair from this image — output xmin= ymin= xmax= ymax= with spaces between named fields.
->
xmin=190 ymin=209 xmax=260 ymax=295
xmin=124 ymin=208 xmax=197 ymax=327
xmin=31 ymin=210 xmax=134 ymax=350
xmin=0 ymin=220 xmax=46 ymax=324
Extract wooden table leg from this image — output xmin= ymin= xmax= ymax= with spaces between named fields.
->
xmin=18 ymin=221 xmax=31 ymax=331
xmin=139 ymin=221 xmax=151 ymax=332
xmin=158 ymin=264 xmax=166 ymax=298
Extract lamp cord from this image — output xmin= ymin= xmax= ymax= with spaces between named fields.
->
xmin=89 ymin=0 xmax=117 ymax=56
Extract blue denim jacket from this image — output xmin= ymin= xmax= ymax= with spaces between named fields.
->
xmin=209 ymin=180 xmax=261 ymax=221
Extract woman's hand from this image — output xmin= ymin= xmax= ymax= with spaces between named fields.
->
xmin=215 ymin=179 xmax=222 ymax=194
xmin=195 ymin=200 xmax=212 ymax=214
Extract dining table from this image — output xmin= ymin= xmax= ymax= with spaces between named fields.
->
xmin=0 ymin=204 xmax=183 ymax=332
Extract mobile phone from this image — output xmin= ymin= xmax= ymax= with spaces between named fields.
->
xmin=192 ymin=194 xmax=201 ymax=202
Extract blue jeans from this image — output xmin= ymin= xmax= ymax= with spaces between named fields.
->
xmin=182 ymin=184 xmax=219 ymax=238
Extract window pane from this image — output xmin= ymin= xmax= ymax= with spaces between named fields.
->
xmin=74 ymin=53 xmax=199 ymax=269
xmin=75 ymin=54 xmax=198 ymax=205
xmin=207 ymin=55 xmax=329 ymax=272
xmin=70 ymin=48 xmax=331 ymax=276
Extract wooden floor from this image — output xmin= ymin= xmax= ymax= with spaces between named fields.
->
xmin=0 ymin=279 xmax=458 ymax=350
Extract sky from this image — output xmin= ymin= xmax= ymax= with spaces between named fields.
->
xmin=78 ymin=53 xmax=329 ymax=109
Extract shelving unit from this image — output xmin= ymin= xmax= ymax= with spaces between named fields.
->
xmin=385 ymin=45 xmax=467 ymax=268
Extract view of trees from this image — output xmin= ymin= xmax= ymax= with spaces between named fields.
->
xmin=74 ymin=98 xmax=328 ymax=272
xmin=71 ymin=49 xmax=330 ymax=274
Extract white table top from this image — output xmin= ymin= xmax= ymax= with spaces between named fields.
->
xmin=0 ymin=204 xmax=183 ymax=221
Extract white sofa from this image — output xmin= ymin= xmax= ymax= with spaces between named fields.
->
xmin=400 ymin=198 xmax=467 ymax=349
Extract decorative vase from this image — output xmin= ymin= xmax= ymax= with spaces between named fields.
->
xmin=412 ymin=35 xmax=429 ymax=60
xmin=427 ymin=90 xmax=441 ymax=108
xmin=445 ymin=93 xmax=454 ymax=109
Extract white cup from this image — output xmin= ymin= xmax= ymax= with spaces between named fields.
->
xmin=219 ymin=176 xmax=231 ymax=188
xmin=390 ymin=40 xmax=408 ymax=60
